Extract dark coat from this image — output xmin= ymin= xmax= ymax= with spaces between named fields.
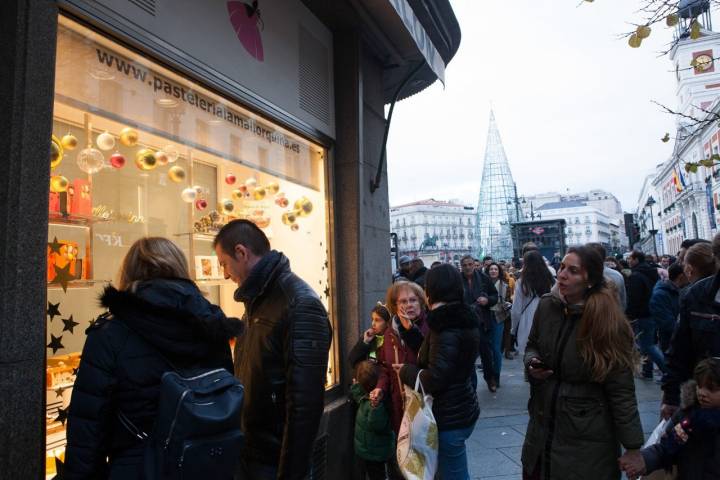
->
xmin=410 ymin=266 xmax=428 ymax=288
xmin=348 ymin=328 xmax=417 ymax=435
xmin=649 ymin=279 xmax=681 ymax=334
xmin=64 ymin=279 xmax=240 ymax=479
xmin=349 ymin=384 xmax=396 ymax=462
xmin=522 ymin=294 xmax=644 ymax=480
xmin=663 ymin=272 xmax=720 ymax=407
xmin=399 ymin=302 xmax=480 ymax=431
xmin=232 ymin=250 xmax=332 ymax=479
xmin=625 ymin=261 xmax=659 ymax=319
xmin=461 ymin=270 xmax=499 ymax=330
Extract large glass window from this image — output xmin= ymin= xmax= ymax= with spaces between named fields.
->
xmin=45 ymin=17 xmax=336 ymax=474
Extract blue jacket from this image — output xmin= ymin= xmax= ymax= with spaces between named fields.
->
xmin=649 ymin=279 xmax=680 ymax=333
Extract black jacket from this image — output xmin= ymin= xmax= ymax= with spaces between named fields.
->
xmin=399 ymin=302 xmax=480 ymax=431
xmin=232 ymin=250 xmax=331 ymax=479
xmin=663 ymin=272 xmax=720 ymax=407
xmin=411 ymin=266 xmax=428 ymax=288
xmin=64 ymin=279 xmax=240 ymax=479
xmin=625 ymin=261 xmax=659 ymax=319
xmin=461 ymin=270 xmax=499 ymax=330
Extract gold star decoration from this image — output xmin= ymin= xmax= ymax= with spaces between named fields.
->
xmin=48 ymin=236 xmax=63 ymax=254
xmin=47 ymin=334 xmax=64 ymax=354
xmin=47 ymin=301 xmax=61 ymax=322
xmin=61 ymin=315 xmax=79 ymax=334
xmin=55 ymin=406 xmax=68 ymax=425
xmin=50 ymin=263 xmax=73 ymax=292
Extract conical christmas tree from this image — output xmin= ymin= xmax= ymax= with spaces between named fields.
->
xmin=476 ymin=110 xmax=519 ymax=260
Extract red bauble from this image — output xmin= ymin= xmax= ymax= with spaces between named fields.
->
xmin=225 ymin=173 xmax=237 ymax=185
xmin=195 ymin=199 xmax=208 ymax=210
xmin=110 ymin=153 xmax=126 ymax=169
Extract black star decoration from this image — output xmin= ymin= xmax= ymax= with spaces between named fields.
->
xmin=323 ymin=286 xmax=330 ymax=298
xmin=51 ymin=262 xmax=73 ymax=292
xmin=53 ymin=385 xmax=67 ymax=399
xmin=87 ymin=317 xmax=96 ymax=328
xmin=47 ymin=302 xmax=61 ymax=322
xmin=48 ymin=236 xmax=63 ymax=254
xmin=55 ymin=406 xmax=68 ymax=425
xmin=47 ymin=334 xmax=64 ymax=354
xmin=52 ymin=456 xmax=65 ymax=480
xmin=61 ymin=315 xmax=79 ymax=334
xmin=72 ymin=367 xmax=79 ymax=376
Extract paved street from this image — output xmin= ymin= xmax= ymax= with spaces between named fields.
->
xmin=468 ymin=355 xmax=663 ymax=479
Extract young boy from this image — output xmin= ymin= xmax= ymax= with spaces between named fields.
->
xmin=620 ymin=357 xmax=720 ymax=478
xmin=351 ymin=360 xmax=396 ymax=480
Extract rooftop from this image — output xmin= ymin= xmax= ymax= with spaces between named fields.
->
xmin=391 ymin=198 xmax=471 ymax=209
xmin=536 ymin=200 xmax=588 ymax=211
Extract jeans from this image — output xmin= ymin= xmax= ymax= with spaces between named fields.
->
xmin=477 ymin=326 xmax=495 ymax=387
xmin=438 ymin=424 xmax=475 ymax=480
xmin=489 ymin=320 xmax=504 ymax=384
xmin=658 ymin=327 xmax=674 ymax=354
xmin=635 ymin=317 xmax=666 ymax=376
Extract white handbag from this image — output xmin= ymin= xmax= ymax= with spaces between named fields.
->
xmin=396 ymin=371 xmax=438 ymax=480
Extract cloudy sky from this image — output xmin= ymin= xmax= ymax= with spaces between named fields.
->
xmin=387 ymin=0 xmax=683 ymax=212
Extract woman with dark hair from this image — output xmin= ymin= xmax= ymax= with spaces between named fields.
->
xmin=511 ymin=251 xmax=554 ymax=355
xmin=521 ymin=246 xmax=644 ymax=480
xmin=398 ymin=264 xmax=480 ymax=479
xmin=485 ymin=262 xmax=514 ymax=373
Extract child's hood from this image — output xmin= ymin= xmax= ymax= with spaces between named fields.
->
xmin=681 ymin=379 xmax=699 ymax=410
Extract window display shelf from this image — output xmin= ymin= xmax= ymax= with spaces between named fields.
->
xmin=196 ymin=279 xmax=233 ymax=287
xmin=48 ymin=279 xmax=110 ymax=290
xmin=174 ymin=232 xmax=218 ymax=242
xmin=49 ymin=213 xmax=110 ymax=226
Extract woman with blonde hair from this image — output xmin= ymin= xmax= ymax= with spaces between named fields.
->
xmin=385 ymin=280 xmax=429 ymax=351
xmin=521 ymin=245 xmax=644 ymax=480
xmin=64 ymin=237 xmax=241 ymax=479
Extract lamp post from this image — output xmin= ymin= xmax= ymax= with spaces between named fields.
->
xmin=507 ymin=183 xmax=525 ymax=259
xmin=646 ymin=195 xmax=658 ymax=256
xmin=526 ymin=202 xmax=541 ymax=221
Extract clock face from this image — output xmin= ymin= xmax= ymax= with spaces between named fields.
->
xmin=695 ymin=54 xmax=713 ymax=71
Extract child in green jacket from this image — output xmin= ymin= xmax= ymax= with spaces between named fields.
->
xmin=351 ymin=360 xmax=396 ymax=480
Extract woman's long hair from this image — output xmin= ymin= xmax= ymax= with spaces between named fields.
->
xmin=520 ymin=251 xmax=553 ymax=297
xmin=117 ymin=237 xmax=191 ymax=290
xmin=567 ymin=246 xmax=636 ymax=382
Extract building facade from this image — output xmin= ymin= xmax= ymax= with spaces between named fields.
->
xmin=390 ymin=198 xmax=475 ymax=263
xmin=535 ymin=200 xmax=614 ymax=249
xmin=0 ymin=1 xmax=460 ymax=477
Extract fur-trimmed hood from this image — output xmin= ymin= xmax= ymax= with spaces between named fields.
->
xmin=100 ymin=278 xmax=242 ymax=360
xmin=681 ymin=379 xmax=699 ymax=410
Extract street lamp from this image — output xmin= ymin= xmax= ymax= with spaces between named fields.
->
xmin=646 ymin=195 xmax=658 ymax=256
xmin=525 ymin=201 xmax=541 ymax=221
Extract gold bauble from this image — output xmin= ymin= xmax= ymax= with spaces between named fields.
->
xmin=252 ymin=187 xmax=267 ymax=201
xmin=50 ymin=175 xmax=69 ymax=193
xmin=232 ymin=188 xmax=244 ymax=200
xmin=290 ymin=223 xmax=299 ymax=232
xmin=168 ymin=165 xmax=186 ymax=183
xmin=155 ymin=150 xmax=169 ymax=166
xmin=220 ymin=199 xmax=235 ymax=214
xmin=50 ymin=135 xmax=63 ymax=170
xmin=135 ymin=148 xmax=157 ymax=170
xmin=266 ymin=182 xmax=280 ymax=195
xmin=120 ymin=127 xmax=139 ymax=147
xmin=293 ymin=197 xmax=313 ymax=217
xmin=281 ymin=211 xmax=297 ymax=225
xmin=61 ymin=134 xmax=78 ymax=151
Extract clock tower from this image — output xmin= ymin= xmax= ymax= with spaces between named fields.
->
xmin=670 ymin=0 xmax=720 ymax=118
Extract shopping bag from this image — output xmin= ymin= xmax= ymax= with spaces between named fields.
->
xmin=643 ymin=419 xmax=669 ymax=448
xmin=396 ymin=372 xmax=438 ymax=480
xmin=641 ymin=419 xmax=677 ymax=480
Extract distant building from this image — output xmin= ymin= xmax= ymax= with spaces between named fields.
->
xmin=535 ymin=200 xmax=617 ymax=252
xmin=390 ymin=199 xmax=476 ymax=263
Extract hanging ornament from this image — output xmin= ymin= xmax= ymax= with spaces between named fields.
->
xmin=281 ymin=211 xmax=297 ymax=225
xmin=181 ymin=187 xmax=197 ymax=203
xmin=168 ymin=165 xmax=186 ymax=183
xmin=195 ymin=198 xmax=208 ymax=211
xmin=294 ymin=197 xmax=313 ymax=217
xmin=275 ymin=196 xmax=289 ymax=208
xmin=109 ymin=152 xmax=126 ymax=169
xmin=164 ymin=144 xmax=179 ymax=163
xmin=120 ymin=127 xmax=139 ymax=146
xmin=77 ymin=147 xmax=105 ymax=174
xmin=291 ymin=223 xmax=299 ymax=232
xmin=50 ymin=175 xmax=69 ymax=193
xmin=50 ymin=135 xmax=63 ymax=170
xmin=96 ymin=131 xmax=115 ymax=151
xmin=61 ymin=134 xmax=78 ymax=151
xmin=135 ymin=148 xmax=157 ymax=171
xmin=220 ymin=199 xmax=235 ymax=214
xmin=252 ymin=186 xmax=267 ymax=201
xmin=232 ymin=188 xmax=244 ymax=200
xmin=245 ymin=177 xmax=257 ymax=189
xmin=266 ymin=182 xmax=280 ymax=195
xmin=155 ymin=150 xmax=169 ymax=166
xmin=225 ymin=173 xmax=237 ymax=185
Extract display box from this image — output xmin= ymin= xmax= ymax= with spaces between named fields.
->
xmin=194 ymin=255 xmax=221 ymax=280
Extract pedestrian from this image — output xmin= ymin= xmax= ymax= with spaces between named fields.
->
xmin=620 ymin=357 xmax=720 ymax=479
xmin=394 ymin=255 xmax=412 ymax=283
xmin=397 ymin=264 xmax=480 ymax=480
xmin=521 ymin=242 xmax=557 ymax=277
xmin=660 ymin=254 xmax=671 ymax=269
xmin=350 ymin=360 xmax=396 ymax=480
xmin=604 ymin=256 xmax=622 ymax=274
xmin=649 ymin=263 xmax=687 ymax=354
xmin=485 ymin=262 xmax=514 ymax=368
xmin=677 ymin=238 xmax=711 ymax=266
xmin=64 ymin=237 xmax=242 ymax=479
xmin=213 ymin=219 xmax=332 ymax=479
xmin=588 ymin=242 xmax=626 ymax=310
xmin=388 ymin=280 xmax=430 ymax=351
xmin=521 ymin=246 xmax=643 ymax=480
xmin=408 ymin=258 xmax=428 ymax=288
xmin=511 ymin=251 xmax=554 ymax=357
xmin=662 ymin=233 xmax=720 ymax=421
xmin=625 ymin=250 xmax=663 ymax=380
xmin=683 ymin=241 xmax=718 ymax=284
xmin=460 ymin=254 xmax=499 ymax=392
xmin=482 ymin=255 xmax=493 ymax=268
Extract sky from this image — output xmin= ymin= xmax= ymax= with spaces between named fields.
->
xmin=386 ymin=0 xmax=683 ymax=212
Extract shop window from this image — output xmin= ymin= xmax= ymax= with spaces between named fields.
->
xmin=46 ymin=17 xmax=336 ymax=470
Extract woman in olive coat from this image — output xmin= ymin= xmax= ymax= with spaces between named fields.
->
xmin=521 ymin=246 xmax=644 ymax=480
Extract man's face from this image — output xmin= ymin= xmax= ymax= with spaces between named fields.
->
xmin=660 ymin=256 xmax=671 ymax=269
xmin=410 ymin=260 xmax=421 ymax=275
xmin=461 ymin=259 xmax=475 ymax=277
xmin=628 ymin=256 xmax=639 ymax=268
xmin=399 ymin=262 xmax=411 ymax=275
xmin=483 ymin=259 xmax=492 ymax=268
xmin=473 ymin=260 xmax=481 ymax=271
xmin=215 ymin=243 xmax=253 ymax=286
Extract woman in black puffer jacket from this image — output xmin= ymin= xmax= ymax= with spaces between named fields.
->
xmin=399 ymin=263 xmax=480 ymax=480
xmin=63 ymin=237 xmax=242 ymax=479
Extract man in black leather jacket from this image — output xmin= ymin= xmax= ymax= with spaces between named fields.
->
xmin=214 ymin=220 xmax=332 ymax=480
